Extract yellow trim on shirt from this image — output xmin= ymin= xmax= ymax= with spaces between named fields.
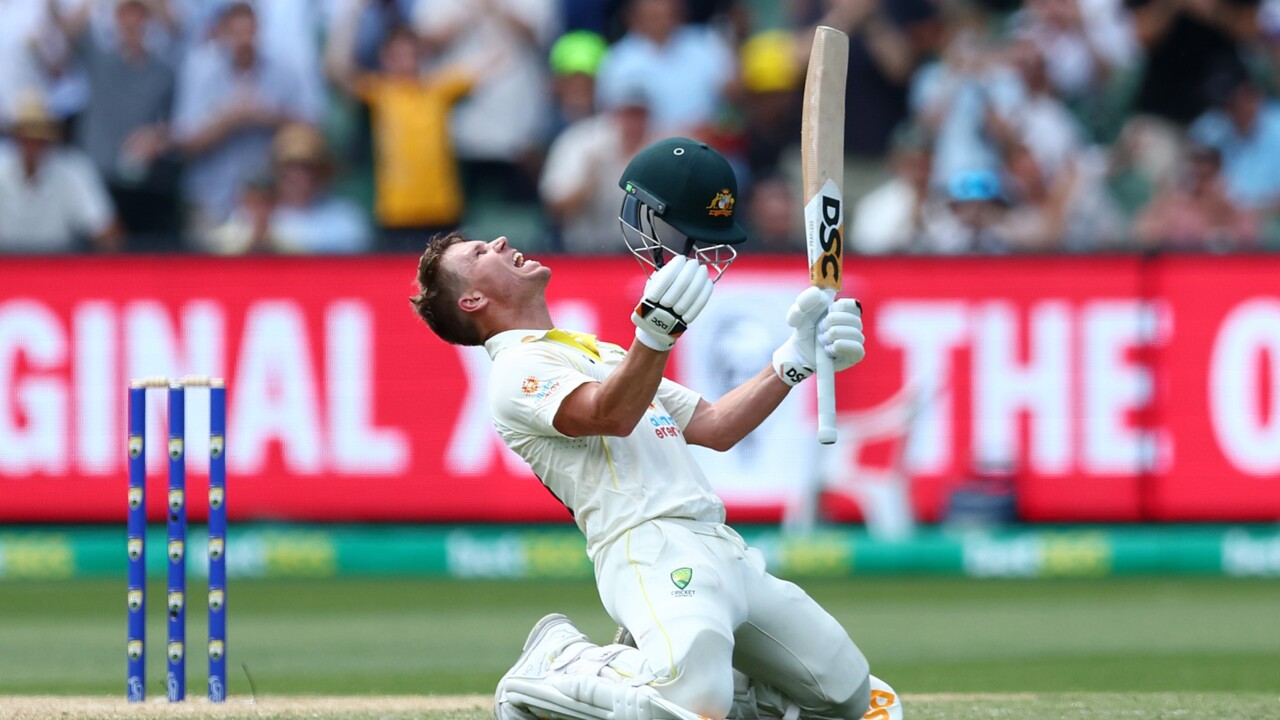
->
xmin=600 ymin=436 xmax=620 ymax=492
xmin=544 ymin=329 xmax=602 ymax=362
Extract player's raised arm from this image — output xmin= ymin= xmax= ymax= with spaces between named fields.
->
xmin=553 ymin=256 xmax=713 ymax=437
xmin=684 ymin=287 xmax=865 ymax=451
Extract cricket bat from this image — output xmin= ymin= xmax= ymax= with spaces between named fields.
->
xmin=802 ymin=26 xmax=848 ymax=445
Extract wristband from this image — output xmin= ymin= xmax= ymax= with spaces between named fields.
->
xmin=772 ymin=342 xmax=813 ymax=386
xmin=635 ymin=326 xmax=675 ymax=352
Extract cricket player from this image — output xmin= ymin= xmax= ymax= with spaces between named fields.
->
xmin=410 ymin=138 xmax=901 ymax=720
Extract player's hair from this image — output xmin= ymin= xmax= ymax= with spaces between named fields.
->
xmin=410 ymin=232 xmax=485 ymax=346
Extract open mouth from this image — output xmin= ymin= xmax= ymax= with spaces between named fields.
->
xmin=513 ymin=251 xmax=525 ymax=268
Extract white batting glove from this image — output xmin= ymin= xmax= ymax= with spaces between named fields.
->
xmin=632 ymin=255 xmax=714 ymax=351
xmin=772 ymin=287 xmax=865 ymax=386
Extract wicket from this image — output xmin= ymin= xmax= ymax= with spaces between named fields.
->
xmin=127 ymin=376 xmax=227 ymax=703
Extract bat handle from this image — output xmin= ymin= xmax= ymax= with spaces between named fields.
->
xmin=816 ymin=334 xmax=837 ymax=444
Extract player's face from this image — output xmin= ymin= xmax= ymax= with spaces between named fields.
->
xmin=446 ymin=236 xmax=549 ymax=305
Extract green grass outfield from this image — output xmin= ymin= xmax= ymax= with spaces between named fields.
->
xmin=1 ymin=577 xmax=1278 ymax=718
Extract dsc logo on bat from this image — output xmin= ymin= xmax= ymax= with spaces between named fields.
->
xmin=805 ymin=178 xmax=843 ymax=286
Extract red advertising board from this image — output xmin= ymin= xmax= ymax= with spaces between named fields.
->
xmin=1149 ymin=256 xmax=1280 ymax=519
xmin=0 ymin=254 xmax=1276 ymax=523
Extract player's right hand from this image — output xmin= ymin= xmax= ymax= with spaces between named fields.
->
xmin=631 ymin=255 xmax=713 ymax=351
xmin=772 ymin=286 xmax=865 ymax=385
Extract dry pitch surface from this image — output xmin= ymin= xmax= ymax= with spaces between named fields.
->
xmin=0 ymin=694 xmax=1002 ymax=720
xmin=8 ymin=693 xmax=1279 ymax=720
xmin=0 ymin=694 xmax=492 ymax=719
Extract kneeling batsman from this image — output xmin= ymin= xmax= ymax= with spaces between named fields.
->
xmin=493 ymin=268 xmax=892 ymax=720
xmin=490 ymin=137 xmax=900 ymax=720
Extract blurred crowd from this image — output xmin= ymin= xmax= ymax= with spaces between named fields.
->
xmin=2 ymin=0 xmax=1280 ymax=255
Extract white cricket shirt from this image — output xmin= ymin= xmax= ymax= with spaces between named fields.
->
xmin=485 ymin=328 xmax=726 ymax=558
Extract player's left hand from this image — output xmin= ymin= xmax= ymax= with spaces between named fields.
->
xmin=772 ymin=287 xmax=865 ymax=386
xmin=631 ymin=255 xmax=714 ymax=351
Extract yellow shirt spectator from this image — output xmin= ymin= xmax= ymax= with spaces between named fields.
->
xmin=355 ymin=72 xmax=473 ymax=228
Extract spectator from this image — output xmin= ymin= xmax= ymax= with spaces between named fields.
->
xmin=595 ymin=0 xmax=735 ymax=138
xmin=738 ymin=30 xmax=802 ymax=180
xmin=540 ymin=85 xmax=651 ymax=253
xmin=921 ymin=168 xmax=1012 ymax=253
xmin=172 ymin=0 xmax=318 ymax=236
xmin=207 ymin=126 xmax=372 ymax=254
xmin=327 ymin=8 xmax=477 ymax=252
xmin=852 ymin=123 xmax=937 ymax=254
xmin=0 ymin=97 xmax=121 ymax=252
xmin=205 ymin=169 xmax=276 ymax=253
xmin=49 ymin=0 xmax=181 ymax=248
xmin=1134 ymin=143 xmax=1259 ymax=249
xmin=266 ymin=123 xmax=371 ymax=253
xmin=414 ymin=0 xmax=558 ymax=202
xmin=1125 ymin=0 xmax=1260 ymax=125
xmin=249 ymin=0 xmax=329 ymax=120
xmin=80 ymin=0 xmax=181 ymax=59
xmin=987 ymin=38 xmax=1084 ymax=181
xmin=1190 ymin=72 xmax=1280 ymax=213
xmin=793 ymin=0 xmax=941 ymax=188
xmin=911 ymin=25 xmax=1027 ymax=190
xmin=341 ymin=0 xmax=420 ymax=72
xmin=0 ymin=0 xmax=60 ymax=125
xmin=548 ymin=30 xmax=609 ymax=138
xmin=1104 ymin=114 xmax=1179 ymax=221
xmin=999 ymin=142 xmax=1128 ymax=251
xmin=173 ymin=0 xmax=327 ymax=117
xmin=744 ymin=175 xmax=803 ymax=253
xmin=1008 ymin=0 xmax=1138 ymax=102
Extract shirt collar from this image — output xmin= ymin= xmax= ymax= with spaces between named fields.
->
xmin=484 ymin=329 xmax=553 ymax=360
xmin=484 ymin=328 xmax=602 ymax=362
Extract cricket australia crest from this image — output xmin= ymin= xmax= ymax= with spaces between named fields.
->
xmin=670 ymin=567 xmax=693 ymax=590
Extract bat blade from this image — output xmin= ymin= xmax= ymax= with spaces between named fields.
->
xmin=801 ymin=25 xmax=848 ymax=445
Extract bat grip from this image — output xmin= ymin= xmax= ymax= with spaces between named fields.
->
xmin=816 ymin=335 xmax=837 ymax=444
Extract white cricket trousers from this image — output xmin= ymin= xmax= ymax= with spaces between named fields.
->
xmin=594 ymin=518 xmax=871 ymax=720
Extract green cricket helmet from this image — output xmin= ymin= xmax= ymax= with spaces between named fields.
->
xmin=618 ymin=137 xmax=748 ymax=280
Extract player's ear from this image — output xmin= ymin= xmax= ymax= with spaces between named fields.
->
xmin=458 ymin=290 xmax=487 ymax=314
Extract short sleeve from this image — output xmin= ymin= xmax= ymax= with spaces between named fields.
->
xmin=489 ymin=347 xmax=594 ymax=437
xmin=656 ymin=377 xmax=701 ymax=430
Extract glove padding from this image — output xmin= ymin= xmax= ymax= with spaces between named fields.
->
xmin=632 ymin=255 xmax=714 ymax=351
xmin=772 ymin=286 xmax=865 ymax=386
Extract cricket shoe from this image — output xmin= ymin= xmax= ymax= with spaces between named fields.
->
xmin=495 ymin=614 xmax=591 ymax=720
xmin=862 ymin=675 xmax=903 ymax=720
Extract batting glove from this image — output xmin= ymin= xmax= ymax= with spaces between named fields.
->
xmin=632 ymin=255 xmax=714 ymax=351
xmin=772 ymin=287 xmax=865 ymax=386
